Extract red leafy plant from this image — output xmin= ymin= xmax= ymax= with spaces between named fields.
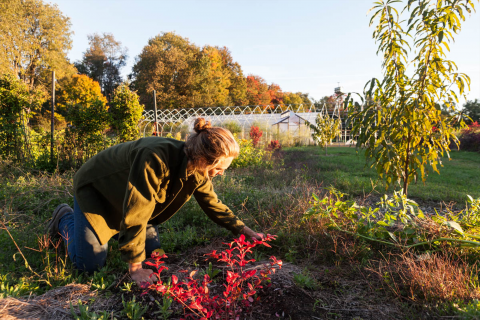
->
xmin=267 ymin=140 xmax=281 ymax=151
xmin=249 ymin=126 xmax=263 ymax=147
xmin=143 ymin=234 xmax=282 ymax=319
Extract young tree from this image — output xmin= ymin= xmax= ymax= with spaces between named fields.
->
xmin=110 ymin=83 xmax=144 ymax=142
xmin=0 ymin=0 xmax=75 ymax=91
xmin=308 ymin=113 xmax=341 ymax=156
xmin=75 ymin=33 xmax=128 ymax=102
xmin=347 ymin=0 xmax=475 ymax=195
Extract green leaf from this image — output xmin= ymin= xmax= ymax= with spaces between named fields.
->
xmin=446 ymin=221 xmax=464 ymax=234
xmin=387 ymin=232 xmax=398 ymax=242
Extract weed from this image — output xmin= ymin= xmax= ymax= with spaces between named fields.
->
xmin=153 ymin=295 xmax=174 ymax=319
xmin=70 ymin=300 xmax=116 ymax=320
xmin=199 ymin=261 xmax=221 ymax=280
xmin=121 ymin=295 xmax=148 ymax=320
xmin=120 ymin=282 xmax=134 ymax=293
xmin=293 ymin=269 xmax=319 ymax=290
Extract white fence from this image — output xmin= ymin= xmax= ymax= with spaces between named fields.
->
xmin=139 ymin=104 xmax=352 ymax=145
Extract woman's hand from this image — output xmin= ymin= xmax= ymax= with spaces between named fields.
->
xmin=241 ymin=226 xmax=264 ymax=240
xmin=129 ymin=262 xmax=157 ymax=287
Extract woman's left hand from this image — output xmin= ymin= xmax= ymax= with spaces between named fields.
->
xmin=241 ymin=226 xmax=264 ymax=240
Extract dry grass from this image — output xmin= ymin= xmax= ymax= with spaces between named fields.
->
xmin=372 ymin=253 xmax=480 ymax=303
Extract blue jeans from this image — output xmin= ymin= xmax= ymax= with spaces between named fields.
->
xmin=58 ymin=197 xmax=161 ymax=273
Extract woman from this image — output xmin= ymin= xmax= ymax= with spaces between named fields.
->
xmin=46 ymin=118 xmax=263 ymax=286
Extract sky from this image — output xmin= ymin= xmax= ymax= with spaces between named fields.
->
xmin=51 ymin=0 xmax=480 ymax=105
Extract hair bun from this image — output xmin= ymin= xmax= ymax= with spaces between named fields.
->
xmin=193 ymin=118 xmax=212 ymax=133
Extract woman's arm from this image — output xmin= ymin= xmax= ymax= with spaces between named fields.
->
xmin=119 ymin=148 xmax=166 ymax=286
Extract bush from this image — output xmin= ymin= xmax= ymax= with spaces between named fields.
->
xmin=459 ymin=122 xmax=480 ymax=152
xmin=221 ymin=121 xmax=242 ymax=134
xmin=231 ymin=136 xmax=273 ymax=169
xmin=109 ymin=84 xmax=144 ymax=142
xmin=249 ymin=125 xmax=263 ymax=147
xmin=0 ymin=74 xmax=45 ymax=162
xmin=267 ymin=140 xmax=281 ymax=151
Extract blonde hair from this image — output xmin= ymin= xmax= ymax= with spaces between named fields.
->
xmin=184 ymin=118 xmax=239 ymax=177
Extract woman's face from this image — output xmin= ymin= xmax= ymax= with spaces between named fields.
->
xmin=208 ymin=157 xmax=234 ymax=178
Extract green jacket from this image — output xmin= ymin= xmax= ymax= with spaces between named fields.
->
xmin=73 ymin=137 xmax=245 ymax=263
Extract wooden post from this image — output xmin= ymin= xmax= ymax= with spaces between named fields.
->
xmin=51 ymin=70 xmax=55 ymax=164
xmin=153 ymin=90 xmax=159 ymax=136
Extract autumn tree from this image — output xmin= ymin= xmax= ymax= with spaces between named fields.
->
xmin=75 ymin=33 xmax=128 ymax=102
xmin=0 ymin=0 xmax=75 ymax=92
xmin=57 ymin=74 xmax=108 ymax=113
xmin=267 ymin=83 xmax=284 ymax=105
xmin=131 ymin=32 xmax=199 ymax=109
xmin=348 ymin=0 xmax=475 ymax=195
xmin=283 ymin=92 xmax=304 ymax=105
xmin=246 ymin=75 xmax=270 ymax=106
xmin=217 ymin=47 xmax=248 ymax=106
xmin=194 ymin=46 xmax=232 ymax=107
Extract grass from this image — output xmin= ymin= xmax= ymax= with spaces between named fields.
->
xmin=284 ymin=146 xmax=480 ymax=204
xmin=1 ymin=146 xmax=479 ymax=319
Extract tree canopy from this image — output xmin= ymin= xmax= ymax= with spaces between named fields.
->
xmin=0 ymin=0 xmax=75 ymax=92
xmin=75 ymin=33 xmax=128 ymax=102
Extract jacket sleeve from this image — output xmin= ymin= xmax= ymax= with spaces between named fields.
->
xmin=118 ymin=147 xmax=166 ymax=263
xmin=193 ymin=178 xmax=245 ymax=235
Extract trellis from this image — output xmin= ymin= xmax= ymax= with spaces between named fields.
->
xmin=139 ymin=103 xmax=352 ymax=144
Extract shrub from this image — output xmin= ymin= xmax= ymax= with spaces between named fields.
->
xmin=459 ymin=122 xmax=480 ymax=152
xmin=109 ymin=83 xmax=144 ymax=142
xmin=221 ymin=121 xmax=242 ymax=134
xmin=143 ymin=234 xmax=282 ymax=319
xmin=249 ymin=125 xmax=263 ymax=147
xmin=0 ymin=74 xmax=45 ymax=162
xmin=230 ymin=137 xmax=273 ymax=169
xmin=267 ymin=140 xmax=281 ymax=151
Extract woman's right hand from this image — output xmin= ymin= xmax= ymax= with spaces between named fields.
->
xmin=129 ymin=262 xmax=157 ymax=287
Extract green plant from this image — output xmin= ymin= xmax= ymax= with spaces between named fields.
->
xmin=90 ymin=267 xmax=116 ymax=291
xmin=110 ymin=83 xmax=144 ymax=142
xmin=293 ymin=269 xmax=318 ymax=290
xmin=304 ymin=187 xmax=480 ymax=251
xmin=121 ymin=295 xmax=148 ymax=320
xmin=153 ymin=295 xmax=174 ymax=319
xmin=120 ymin=282 xmax=134 ymax=292
xmin=0 ymin=74 xmax=45 ymax=163
xmin=455 ymin=299 xmax=480 ymax=319
xmin=230 ymin=135 xmax=274 ymax=168
xmin=347 ymin=0 xmax=476 ymax=195
xmin=307 ymin=113 xmax=341 ymax=156
xmin=70 ymin=300 xmax=115 ymax=320
xmin=199 ymin=262 xmax=221 ymax=280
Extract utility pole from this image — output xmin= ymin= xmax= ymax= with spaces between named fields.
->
xmin=51 ymin=71 xmax=55 ymax=164
xmin=153 ymin=90 xmax=159 ymax=136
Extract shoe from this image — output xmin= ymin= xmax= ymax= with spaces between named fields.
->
xmin=46 ymin=203 xmax=73 ymax=238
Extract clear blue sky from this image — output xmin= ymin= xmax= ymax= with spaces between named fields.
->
xmin=52 ymin=0 xmax=480 ymax=105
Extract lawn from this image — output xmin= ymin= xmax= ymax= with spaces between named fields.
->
xmin=1 ymin=147 xmax=479 ymax=319
xmin=283 ymin=146 xmax=480 ymax=205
